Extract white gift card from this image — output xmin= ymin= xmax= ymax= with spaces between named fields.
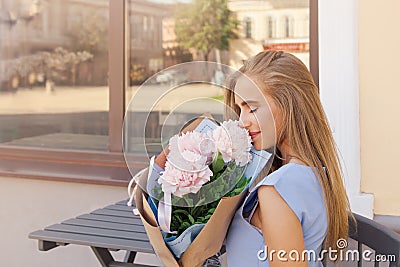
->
xmin=193 ymin=117 xmax=218 ymax=133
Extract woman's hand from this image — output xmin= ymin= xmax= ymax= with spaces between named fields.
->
xmin=257 ymin=185 xmax=308 ymax=267
xmin=154 ymin=147 xmax=169 ymax=169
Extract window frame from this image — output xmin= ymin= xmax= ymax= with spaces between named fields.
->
xmin=0 ymin=0 xmax=319 ymax=186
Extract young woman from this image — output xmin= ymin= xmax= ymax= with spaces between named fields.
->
xmin=224 ymin=50 xmax=354 ymax=266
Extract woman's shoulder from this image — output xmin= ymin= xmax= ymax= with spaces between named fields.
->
xmin=256 ymin=162 xmax=323 ymax=191
xmin=250 ymin=163 xmax=326 ymax=224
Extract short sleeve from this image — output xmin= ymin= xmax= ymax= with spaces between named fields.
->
xmin=152 ymin=161 xmax=164 ymax=175
xmin=258 ymin=166 xmax=322 ymax=225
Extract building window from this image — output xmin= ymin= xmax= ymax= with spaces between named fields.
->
xmin=268 ymin=16 xmax=275 ymax=38
xmin=143 ymin=15 xmax=148 ymax=32
xmin=245 ymin=17 xmax=252 ymax=38
xmin=284 ymin=16 xmax=294 ymax=38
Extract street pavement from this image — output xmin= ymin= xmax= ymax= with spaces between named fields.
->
xmin=0 ymin=83 xmax=225 ymax=115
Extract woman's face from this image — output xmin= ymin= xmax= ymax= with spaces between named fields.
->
xmin=233 ymin=75 xmax=280 ymax=150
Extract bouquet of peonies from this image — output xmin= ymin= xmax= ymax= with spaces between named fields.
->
xmin=130 ymin=116 xmax=271 ymax=267
xmin=154 ymin=119 xmax=252 ymax=247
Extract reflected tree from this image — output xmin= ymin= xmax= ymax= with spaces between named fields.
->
xmin=67 ymin=13 xmax=108 ymax=85
xmin=34 ymin=47 xmax=93 ymax=90
xmin=175 ymin=0 xmax=238 ymax=61
xmin=67 ymin=13 xmax=108 ymax=55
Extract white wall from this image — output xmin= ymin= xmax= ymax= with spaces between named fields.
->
xmin=318 ymin=0 xmax=374 ymax=218
xmin=0 ymin=176 xmax=159 ymax=267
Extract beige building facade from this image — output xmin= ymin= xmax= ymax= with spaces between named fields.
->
xmin=228 ymin=0 xmax=309 ymax=69
xmin=359 ymin=0 xmax=400 ymax=216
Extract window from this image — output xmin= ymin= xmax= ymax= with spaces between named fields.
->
xmin=0 ymin=0 xmax=109 ymax=151
xmin=0 ymin=0 xmax=122 ymax=184
xmin=245 ymin=17 xmax=252 ymax=38
xmin=267 ymin=16 xmax=275 ymax=38
xmin=0 ymin=0 xmax=319 ymax=185
xmin=284 ymin=16 xmax=293 ymax=37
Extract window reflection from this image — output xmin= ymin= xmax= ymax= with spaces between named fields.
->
xmin=245 ymin=17 xmax=252 ymax=38
xmin=229 ymin=0 xmax=309 ymax=68
xmin=125 ymin=0 xmax=310 ymax=155
xmin=0 ymin=0 xmax=109 ymax=151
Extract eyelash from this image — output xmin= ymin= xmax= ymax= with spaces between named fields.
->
xmin=236 ymin=104 xmax=258 ymax=114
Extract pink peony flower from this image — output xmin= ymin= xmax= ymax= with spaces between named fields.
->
xmin=159 ymin=131 xmax=215 ymax=197
xmin=211 ymin=120 xmax=252 ymax=167
xmin=158 ymin=161 xmax=213 ymax=197
xmin=210 ymin=126 xmax=233 ymax=163
xmin=167 ymin=132 xmax=215 ymax=172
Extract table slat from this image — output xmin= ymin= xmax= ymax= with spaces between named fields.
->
xmin=116 ymin=200 xmax=131 ymax=206
xmin=44 ymin=224 xmax=149 ymax=241
xmin=92 ymin=209 xmax=138 ymax=218
xmin=104 ymin=204 xmax=137 ymax=212
xmin=29 ymin=230 xmax=154 ymax=253
xmin=76 ymin=214 xmax=141 ymax=225
xmin=63 ymin=218 xmax=146 ymax=233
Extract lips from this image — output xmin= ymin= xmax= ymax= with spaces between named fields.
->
xmin=249 ymin=131 xmax=261 ymax=139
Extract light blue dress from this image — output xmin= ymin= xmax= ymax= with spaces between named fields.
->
xmin=226 ymin=163 xmax=328 ymax=266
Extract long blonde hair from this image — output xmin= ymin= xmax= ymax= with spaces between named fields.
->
xmin=225 ymin=50 xmax=355 ymax=253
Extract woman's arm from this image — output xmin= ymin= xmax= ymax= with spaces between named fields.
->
xmin=154 ymin=148 xmax=168 ymax=169
xmin=257 ymin=185 xmax=308 ymax=267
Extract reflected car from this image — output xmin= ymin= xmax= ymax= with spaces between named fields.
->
xmin=155 ymin=69 xmax=188 ymax=86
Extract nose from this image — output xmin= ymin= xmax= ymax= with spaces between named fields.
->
xmin=239 ymin=112 xmax=251 ymax=129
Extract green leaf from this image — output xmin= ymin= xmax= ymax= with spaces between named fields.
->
xmin=188 ymin=214 xmax=195 ymax=224
xmin=195 ymin=198 xmax=206 ymax=207
xmin=212 ymin=152 xmax=225 ymax=174
xmin=173 ymin=209 xmax=190 ymax=217
xmin=231 ymin=188 xmax=242 ymax=195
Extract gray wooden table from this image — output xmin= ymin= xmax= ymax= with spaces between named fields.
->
xmin=29 ymin=200 xmax=158 ymax=267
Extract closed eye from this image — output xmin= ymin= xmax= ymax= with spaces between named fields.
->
xmin=250 ymin=107 xmax=258 ymax=113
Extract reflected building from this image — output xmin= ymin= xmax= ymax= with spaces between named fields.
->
xmin=0 ymin=0 xmax=109 ymax=88
xmin=228 ymin=0 xmax=309 ymax=69
xmin=0 ymin=0 xmax=166 ymax=88
xmin=128 ymin=0 xmax=165 ymax=84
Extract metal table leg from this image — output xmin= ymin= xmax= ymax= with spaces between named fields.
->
xmin=91 ymin=247 xmax=114 ymax=267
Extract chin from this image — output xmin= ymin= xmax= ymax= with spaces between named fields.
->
xmin=253 ymin=142 xmax=262 ymax=150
